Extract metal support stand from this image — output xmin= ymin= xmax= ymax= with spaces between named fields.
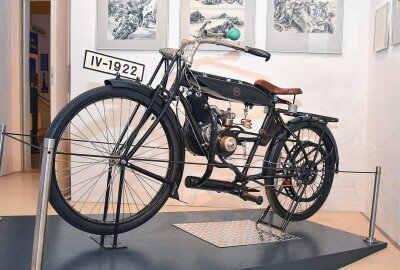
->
xmin=258 ymin=166 xmax=384 ymax=239
xmin=0 ymin=124 xmax=6 ymax=223
xmin=90 ymin=165 xmax=127 ymax=250
xmin=364 ymin=166 xmax=382 ymax=245
xmin=257 ymin=206 xmax=293 ymax=234
xmin=257 ymin=184 xmax=308 ymax=234
xmin=0 ymin=124 xmax=6 ymax=172
xmin=90 ymin=235 xmax=127 ymax=250
xmin=31 ymin=139 xmax=55 ymax=270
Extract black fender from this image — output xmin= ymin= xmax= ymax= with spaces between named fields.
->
xmin=104 ymin=79 xmax=185 ymax=200
xmin=289 ymin=116 xmax=339 ymax=173
xmin=266 ymin=115 xmax=339 ymax=173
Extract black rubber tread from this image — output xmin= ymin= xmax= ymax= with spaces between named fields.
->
xmin=46 ymin=86 xmax=184 ymax=235
xmin=264 ymin=120 xmax=336 ymax=221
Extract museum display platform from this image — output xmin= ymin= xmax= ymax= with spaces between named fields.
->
xmin=0 ymin=209 xmax=387 ymax=270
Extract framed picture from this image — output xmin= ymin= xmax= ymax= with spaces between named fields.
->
xmin=180 ymin=0 xmax=256 ymax=50
xmin=374 ymin=2 xmax=390 ymax=52
xmin=96 ymin=0 xmax=169 ymax=50
xmin=392 ymin=0 xmax=400 ymax=46
xmin=266 ymin=0 xmax=344 ymax=54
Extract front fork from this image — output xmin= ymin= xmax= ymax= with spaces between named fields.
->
xmin=102 ymin=56 xmax=186 ymax=220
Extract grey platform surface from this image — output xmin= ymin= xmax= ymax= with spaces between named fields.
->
xmin=0 ymin=209 xmax=387 ymax=270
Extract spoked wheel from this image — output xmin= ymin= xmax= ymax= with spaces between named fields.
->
xmin=264 ymin=120 xmax=337 ymax=221
xmin=46 ymin=86 xmax=183 ymax=235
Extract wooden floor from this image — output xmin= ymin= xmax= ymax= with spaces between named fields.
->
xmin=0 ymin=172 xmax=399 ymax=269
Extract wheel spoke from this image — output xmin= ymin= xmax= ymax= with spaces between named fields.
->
xmin=52 ymin=94 xmax=174 ymax=230
xmin=267 ymin=125 xmax=335 ymax=218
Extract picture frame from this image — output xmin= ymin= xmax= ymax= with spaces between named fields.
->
xmin=180 ymin=0 xmax=256 ymax=51
xmin=266 ymin=0 xmax=344 ymax=54
xmin=373 ymin=2 xmax=390 ymax=52
xmin=392 ymin=0 xmax=400 ymax=46
xmin=96 ymin=0 xmax=169 ymax=50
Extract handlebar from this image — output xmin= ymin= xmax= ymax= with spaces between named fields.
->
xmin=180 ymin=27 xmax=271 ymax=65
xmin=245 ymin=47 xmax=271 ymax=62
xmin=204 ymin=28 xmax=271 ymax=61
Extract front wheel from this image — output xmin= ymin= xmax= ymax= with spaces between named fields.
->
xmin=46 ymin=86 xmax=183 ymax=235
xmin=264 ymin=120 xmax=337 ymax=221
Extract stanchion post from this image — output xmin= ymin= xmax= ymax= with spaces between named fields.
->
xmin=31 ymin=138 xmax=55 ymax=270
xmin=363 ymin=166 xmax=382 ymax=245
xmin=0 ymin=124 xmax=5 ymax=222
xmin=0 ymin=124 xmax=6 ymax=172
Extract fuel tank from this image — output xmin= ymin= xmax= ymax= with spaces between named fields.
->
xmin=190 ymin=71 xmax=274 ymax=106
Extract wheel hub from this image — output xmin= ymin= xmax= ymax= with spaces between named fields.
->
xmin=109 ymin=156 xmax=124 ymax=166
xmin=301 ymin=162 xmax=318 ymax=185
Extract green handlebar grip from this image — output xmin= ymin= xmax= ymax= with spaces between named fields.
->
xmin=225 ymin=28 xmax=241 ymax=41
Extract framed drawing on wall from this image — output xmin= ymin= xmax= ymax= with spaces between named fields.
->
xmin=266 ymin=0 xmax=344 ymax=54
xmin=96 ymin=0 xmax=168 ymax=50
xmin=373 ymin=2 xmax=390 ymax=52
xmin=180 ymin=0 xmax=256 ymax=50
xmin=392 ymin=0 xmax=400 ymax=46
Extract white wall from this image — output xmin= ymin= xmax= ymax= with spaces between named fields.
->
xmin=70 ymin=0 xmax=372 ymax=210
xmin=0 ymin=0 xmax=10 ymax=125
xmin=365 ymin=0 xmax=400 ymax=246
xmin=0 ymin=0 xmax=23 ymax=176
xmin=0 ymin=0 xmax=11 ymax=175
xmin=51 ymin=0 xmax=71 ymax=118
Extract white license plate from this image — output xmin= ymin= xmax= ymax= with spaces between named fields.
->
xmin=83 ymin=50 xmax=145 ymax=81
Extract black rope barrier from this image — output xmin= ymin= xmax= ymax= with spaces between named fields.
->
xmin=1 ymin=131 xmax=377 ymax=175
xmin=0 ymin=129 xmax=383 ymax=259
xmin=4 ymin=134 xmax=43 ymax=151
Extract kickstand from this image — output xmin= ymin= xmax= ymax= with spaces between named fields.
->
xmin=91 ymin=234 xmax=127 ymax=250
xmin=256 ymin=206 xmax=289 ymax=233
xmin=258 ymin=184 xmax=307 ymax=233
xmin=91 ymin=165 xmax=128 ymax=250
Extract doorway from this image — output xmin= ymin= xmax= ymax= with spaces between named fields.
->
xmin=29 ymin=1 xmax=51 ymax=169
xmin=22 ymin=0 xmax=71 ymax=171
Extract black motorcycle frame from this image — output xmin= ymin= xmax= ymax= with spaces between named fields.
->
xmin=104 ymin=49 xmax=339 ymax=206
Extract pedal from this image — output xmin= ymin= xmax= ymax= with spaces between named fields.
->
xmin=241 ymin=192 xmax=263 ymax=205
xmin=185 ymin=176 xmax=202 ymax=187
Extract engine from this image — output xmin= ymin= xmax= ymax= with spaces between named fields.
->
xmin=217 ymin=130 xmax=238 ymax=158
xmin=183 ymin=92 xmax=241 ymax=158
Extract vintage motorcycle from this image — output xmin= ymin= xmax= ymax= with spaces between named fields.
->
xmin=203 ymin=0 xmax=243 ymax=5
xmin=274 ymin=0 xmax=334 ymax=33
xmin=228 ymin=16 xmax=245 ymax=26
xmin=46 ymin=23 xmax=339 ymax=235
xmin=142 ymin=11 xmax=156 ymax=28
xmin=208 ymin=21 xmax=236 ymax=34
xmin=113 ymin=14 xmax=141 ymax=40
xmin=190 ymin=11 xmax=205 ymax=24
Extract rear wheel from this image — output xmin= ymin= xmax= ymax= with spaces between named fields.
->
xmin=264 ymin=120 xmax=336 ymax=221
xmin=47 ymin=86 xmax=183 ymax=235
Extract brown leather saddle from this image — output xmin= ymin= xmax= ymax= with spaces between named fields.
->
xmin=254 ymin=79 xmax=303 ymax=96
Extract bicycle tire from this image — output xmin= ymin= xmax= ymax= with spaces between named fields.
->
xmin=264 ymin=120 xmax=336 ymax=221
xmin=46 ymin=86 xmax=183 ymax=235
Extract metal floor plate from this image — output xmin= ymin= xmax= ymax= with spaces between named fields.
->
xmin=174 ymin=220 xmax=299 ymax=248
